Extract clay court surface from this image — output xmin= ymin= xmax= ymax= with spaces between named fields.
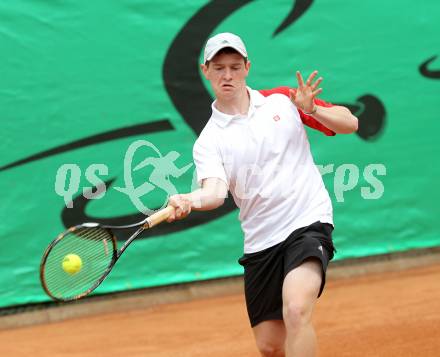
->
xmin=1 ymin=263 xmax=440 ymax=356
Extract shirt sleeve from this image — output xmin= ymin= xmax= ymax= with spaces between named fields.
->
xmin=259 ymin=86 xmax=336 ymax=136
xmin=193 ymin=134 xmax=228 ymax=187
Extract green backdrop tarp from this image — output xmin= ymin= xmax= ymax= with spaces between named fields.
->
xmin=1 ymin=0 xmax=439 ymax=308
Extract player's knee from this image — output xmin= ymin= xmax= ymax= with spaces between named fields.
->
xmin=256 ymin=339 xmax=285 ymax=357
xmin=283 ymin=300 xmax=310 ymax=332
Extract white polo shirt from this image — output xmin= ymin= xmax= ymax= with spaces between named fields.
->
xmin=193 ymin=87 xmax=333 ymax=253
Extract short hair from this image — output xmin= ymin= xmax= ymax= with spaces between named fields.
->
xmin=205 ymin=47 xmax=248 ymax=66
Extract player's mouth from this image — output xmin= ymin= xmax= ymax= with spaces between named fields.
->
xmin=221 ymin=84 xmax=234 ymax=89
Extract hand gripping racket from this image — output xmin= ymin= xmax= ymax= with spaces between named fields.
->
xmin=40 ymin=206 xmax=174 ymax=302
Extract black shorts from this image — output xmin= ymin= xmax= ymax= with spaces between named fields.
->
xmin=238 ymin=221 xmax=336 ymax=327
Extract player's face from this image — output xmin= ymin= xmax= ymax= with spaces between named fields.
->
xmin=201 ymin=53 xmax=250 ymax=100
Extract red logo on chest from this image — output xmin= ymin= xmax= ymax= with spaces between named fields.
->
xmin=273 ymin=115 xmax=281 ymax=121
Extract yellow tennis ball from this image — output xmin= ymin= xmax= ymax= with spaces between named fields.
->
xmin=62 ymin=254 xmax=82 ymax=275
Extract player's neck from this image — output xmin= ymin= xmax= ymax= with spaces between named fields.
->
xmin=215 ymin=88 xmax=250 ymax=116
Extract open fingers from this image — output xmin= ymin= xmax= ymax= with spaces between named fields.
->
xmin=306 ymin=70 xmax=318 ymax=87
xmin=312 ymin=88 xmax=323 ymax=97
xmin=311 ymin=77 xmax=323 ymax=91
xmin=296 ymin=71 xmax=305 ymax=88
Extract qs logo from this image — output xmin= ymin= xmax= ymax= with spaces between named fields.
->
xmin=54 ymin=140 xmax=193 ymax=215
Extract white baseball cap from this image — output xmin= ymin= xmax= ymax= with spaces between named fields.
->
xmin=203 ymin=32 xmax=248 ymax=63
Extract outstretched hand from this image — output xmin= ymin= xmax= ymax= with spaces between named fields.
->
xmin=289 ymin=70 xmax=323 ymax=114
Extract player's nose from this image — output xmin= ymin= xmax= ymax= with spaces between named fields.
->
xmin=224 ymin=67 xmax=233 ymax=80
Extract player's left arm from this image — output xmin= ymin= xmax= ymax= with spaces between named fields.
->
xmin=290 ymin=70 xmax=358 ymax=134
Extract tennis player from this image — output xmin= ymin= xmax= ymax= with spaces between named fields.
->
xmin=167 ymin=33 xmax=358 ymax=357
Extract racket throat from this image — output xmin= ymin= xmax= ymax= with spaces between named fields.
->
xmin=117 ymin=226 xmax=146 ymax=257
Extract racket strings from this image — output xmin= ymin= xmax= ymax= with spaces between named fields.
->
xmin=42 ymin=227 xmax=115 ymax=300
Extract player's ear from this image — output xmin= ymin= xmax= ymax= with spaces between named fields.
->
xmin=245 ymin=60 xmax=251 ymax=76
xmin=200 ymin=63 xmax=209 ymax=79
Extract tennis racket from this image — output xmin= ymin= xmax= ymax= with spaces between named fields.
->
xmin=40 ymin=206 xmax=174 ymax=302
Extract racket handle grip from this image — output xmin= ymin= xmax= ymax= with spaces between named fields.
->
xmin=146 ymin=206 xmax=175 ymax=228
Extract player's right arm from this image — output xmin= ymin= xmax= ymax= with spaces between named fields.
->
xmin=186 ymin=177 xmax=228 ymax=211
xmin=167 ymin=177 xmax=228 ymax=222
xmin=167 ymin=123 xmax=228 ymax=222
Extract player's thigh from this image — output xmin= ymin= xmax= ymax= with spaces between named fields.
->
xmin=282 ymin=258 xmax=322 ymax=319
xmin=253 ymin=320 xmax=286 ymax=353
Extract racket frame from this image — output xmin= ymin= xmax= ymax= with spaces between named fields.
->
xmin=40 ymin=206 xmax=173 ymax=302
